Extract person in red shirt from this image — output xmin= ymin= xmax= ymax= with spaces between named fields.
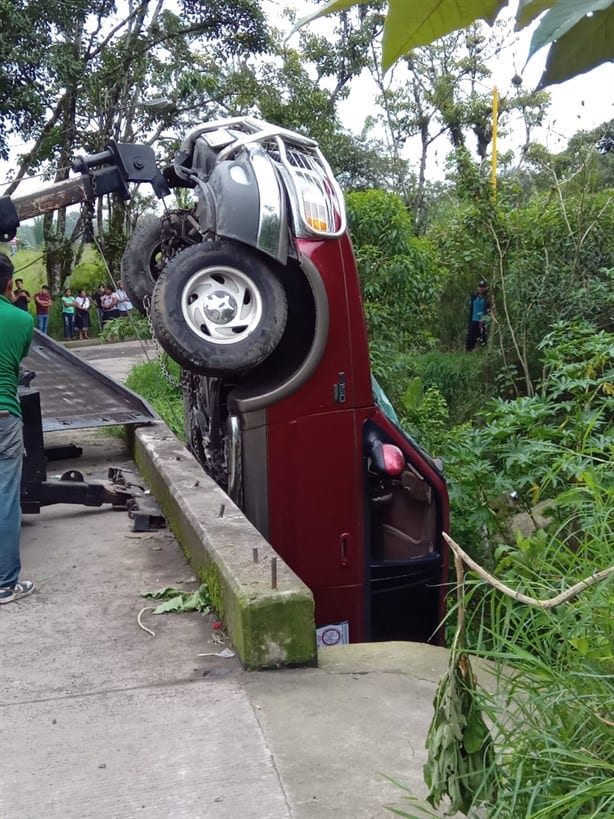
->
xmin=34 ymin=285 xmax=52 ymax=334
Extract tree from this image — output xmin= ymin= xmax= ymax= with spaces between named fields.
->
xmin=297 ymin=0 xmax=614 ymax=88
xmin=362 ymin=20 xmax=550 ymax=227
xmin=428 ymin=150 xmax=614 ymax=395
xmin=346 ymin=189 xmax=444 ymax=400
xmin=0 ymin=0 xmax=77 ymax=160
xmin=2 ymin=0 xmax=269 ymax=290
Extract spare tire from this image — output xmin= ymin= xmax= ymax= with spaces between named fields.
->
xmin=121 ymin=210 xmax=199 ymax=314
xmin=151 ymin=241 xmax=288 ymax=376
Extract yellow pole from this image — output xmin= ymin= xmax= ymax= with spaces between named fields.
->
xmin=492 ymin=85 xmax=498 ymax=197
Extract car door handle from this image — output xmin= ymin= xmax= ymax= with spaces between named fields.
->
xmin=340 ymin=532 xmax=350 ymax=567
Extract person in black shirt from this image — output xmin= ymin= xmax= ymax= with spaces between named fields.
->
xmin=12 ymin=278 xmax=31 ymax=311
xmin=92 ymin=283 xmax=105 ymax=330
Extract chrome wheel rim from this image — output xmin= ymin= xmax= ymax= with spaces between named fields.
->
xmin=181 ymin=265 xmax=263 ymax=344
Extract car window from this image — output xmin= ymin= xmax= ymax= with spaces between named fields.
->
xmin=371 ymin=375 xmax=400 ymax=425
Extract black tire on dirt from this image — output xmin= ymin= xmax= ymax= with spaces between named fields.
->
xmin=121 ymin=210 xmax=200 ymax=314
xmin=151 ymin=241 xmax=288 ymax=377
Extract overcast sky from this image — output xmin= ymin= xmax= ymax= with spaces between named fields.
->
xmin=274 ymin=0 xmax=614 ymax=175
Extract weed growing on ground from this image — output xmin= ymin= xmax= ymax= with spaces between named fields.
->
xmin=125 ymin=359 xmax=185 ymax=439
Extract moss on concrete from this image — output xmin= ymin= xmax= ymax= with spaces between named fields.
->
xmin=199 ymin=564 xmax=225 ymax=623
xmin=219 ymin=588 xmax=315 ymax=669
xmin=133 ymin=426 xmax=317 ymax=669
xmin=238 ymin=593 xmax=316 ymax=670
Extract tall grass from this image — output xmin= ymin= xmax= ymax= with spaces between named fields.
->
xmin=390 ymin=322 xmax=614 ymax=817
xmin=413 ymin=350 xmax=499 ymax=425
xmin=125 ymin=359 xmax=185 ymax=439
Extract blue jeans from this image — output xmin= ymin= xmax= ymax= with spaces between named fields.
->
xmin=0 ymin=414 xmax=24 ymax=588
xmin=37 ymin=314 xmax=49 ymax=334
xmin=63 ymin=312 xmax=75 ymax=339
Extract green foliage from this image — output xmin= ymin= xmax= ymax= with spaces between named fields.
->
xmin=529 ymin=0 xmax=614 ymax=87
xmin=124 ymin=359 xmax=184 ymax=440
xmin=346 ymin=190 xmax=444 ymax=399
xmin=297 ymin=0 xmax=614 ymax=86
xmin=528 ymin=119 xmax=614 ymax=194
xmin=443 ymin=321 xmax=614 ymax=563
xmin=458 ymin=492 xmax=614 ymax=816
xmin=3 ymin=1 xmax=270 ymax=286
xmin=5 ymin=247 xmax=47 ymax=293
xmin=66 ymin=251 xmax=107 ymax=295
xmin=100 ymin=314 xmax=151 ymax=343
xmin=429 ymin=170 xmax=614 ymax=394
xmin=0 ymin=0 xmax=85 ymax=157
xmin=424 ymin=653 xmax=497 ymax=814
xmin=411 ymin=351 xmax=498 ymax=425
xmin=142 ymin=583 xmax=212 ymax=614
xmin=397 ymin=378 xmax=449 ymax=452
xmin=392 ymin=321 xmax=614 ymax=817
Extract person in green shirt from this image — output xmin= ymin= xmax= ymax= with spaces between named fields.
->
xmin=62 ymin=287 xmax=76 ymax=340
xmin=0 ymin=251 xmax=35 ymax=604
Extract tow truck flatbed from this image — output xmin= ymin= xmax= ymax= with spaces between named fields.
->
xmin=23 ymin=330 xmax=157 ymax=431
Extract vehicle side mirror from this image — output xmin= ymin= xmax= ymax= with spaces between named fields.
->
xmin=367 ymin=432 xmax=405 ymax=477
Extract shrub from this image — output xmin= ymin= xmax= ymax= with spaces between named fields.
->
xmin=100 ymin=314 xmax=151 ymax=343
xmin=401 ymin=321 xmax=614 ymax=818
xmin=346 ymin=189 xmax=444 ymax=389
xmin=412 ymin=350 xmax=498 ymax=425
xmin=124 ymin=359 xmax=184 ymax=439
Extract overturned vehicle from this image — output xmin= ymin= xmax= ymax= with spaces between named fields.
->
xmin=1 ymin=118 xmax=450 ymax=644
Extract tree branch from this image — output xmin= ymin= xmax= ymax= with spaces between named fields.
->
xmin=443 ymin=532 xmax=614 ymax=609
xmin=3 ymin=95 xmax=68 ymax=196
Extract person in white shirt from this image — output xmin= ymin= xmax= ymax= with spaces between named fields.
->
xmin=116 ymin=280 xmax=133 ymax=316
xmin=74 ymin=289 xmax=91 ymax=340
xmin=100 ymin=286 xmax=120 ymax=325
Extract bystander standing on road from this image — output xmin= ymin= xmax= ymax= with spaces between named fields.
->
xmin=101 ymin=285 xmax=121 ymax=325
xmin=92 ymin=283 xmax=105 ymax=331
xmin=34 ymin=285 xmax=52 ymax=333
xmin=116 ymin=279 xmax=133 ymax=317
xmin=62 ymin=287 xmax=76 ymax=340
xmin=12 ymin=278 xmax=31 ymax=312
xmin=0 ymin=252 xmax=35 ymax=604
xmin=75 ymin=289 xmax=91 ymax=340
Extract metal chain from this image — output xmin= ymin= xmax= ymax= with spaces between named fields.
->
xmin=78 ymin=170 xmax=97 ymax=243
xmin=143 ymin=293 xmax=186 ymax=390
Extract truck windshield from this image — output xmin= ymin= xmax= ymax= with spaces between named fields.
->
xmin=371 ymin=376 xmax=400 ymax=425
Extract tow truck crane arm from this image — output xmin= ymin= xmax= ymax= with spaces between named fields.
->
xmin=0 ymin=140 xmax=169 ymax=241
xmin=0 ymin=140 xmax=167 ymax=522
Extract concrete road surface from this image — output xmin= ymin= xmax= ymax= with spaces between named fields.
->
xmin=1 ymin=353 xmax=457 ymax=818
xmin=71 ymin=338 xmax=157 ymax=383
